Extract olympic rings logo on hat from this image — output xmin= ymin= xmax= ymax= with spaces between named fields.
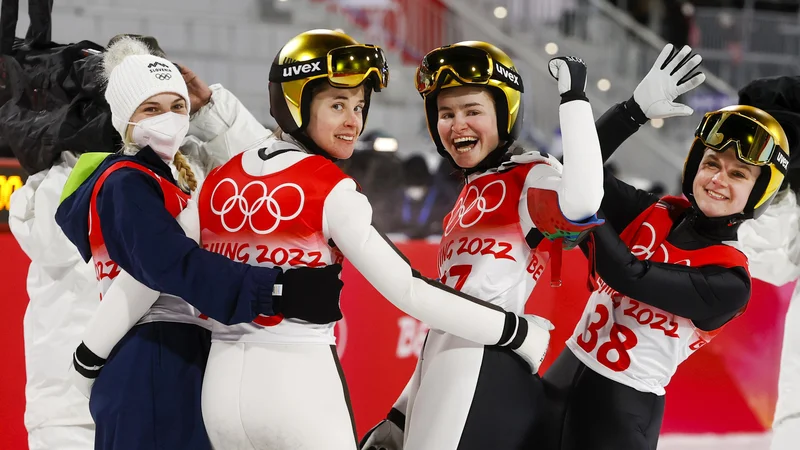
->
xmin=209 ymin=178 xmax=305 ymax=235
xmin=444 ymin=180 xmax=506 ymax=236
xmin=155 ymin=73 xmax=172 ymax=81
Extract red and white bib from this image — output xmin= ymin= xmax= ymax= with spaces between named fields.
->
xmin=567 ymin=196 xmax=750 ymax=395
xmin=199 ymin=151 xmax=348 ymax=345
xmin=438 ymin=163 xmax=551 ymax=314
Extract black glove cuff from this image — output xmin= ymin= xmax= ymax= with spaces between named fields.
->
xmin=624 ymin=96 xmax=649 ymax=126
xmin=74 ymin=342 xmax=106 ymax=379
xmin=508 ymin=315 xmax=528 ymax=350
xmin=498 ymin=311 xmax=518 ymax=345
xmin=387 ymin=407 xmax=406 ymax=431
xmin=497 ymin=312 xmax=529 ymax=349
xmin=560 ymin=91 xmax=589 ymax=104
xmin=76 ymin=342 xmax=106 ymax=367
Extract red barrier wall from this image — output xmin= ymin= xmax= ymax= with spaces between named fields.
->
xmin=1 ymin=236 xmax=792 ymax=448
xmin=0 ymin=233 xmax=31 ymax=449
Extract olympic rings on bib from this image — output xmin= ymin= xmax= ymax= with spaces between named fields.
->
xmin=209 ymin=178 xmax=305 ymax=235
xmin=444 ymin=180 xmax=506 ymax=236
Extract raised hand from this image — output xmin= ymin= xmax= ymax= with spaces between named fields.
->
xmin=633 ymin=43 xmax=706 ymax=120
xmin=548 ymin=56 xmax=588 ymax=99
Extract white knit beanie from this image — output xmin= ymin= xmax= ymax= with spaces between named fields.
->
xmin=103 ymin=37 xmax=191 ymax=140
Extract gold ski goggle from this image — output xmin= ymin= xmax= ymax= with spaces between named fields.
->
xmin=270 ymin=44 xmax=389 ymax=91
xmin=415 ymin=46 xmax=523 ymax=95
xmin=695 ymin=110 xmax=788 ymax=173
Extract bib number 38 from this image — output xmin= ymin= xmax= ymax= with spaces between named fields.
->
xmin=576 ymin=303 xmax=638 ymax=372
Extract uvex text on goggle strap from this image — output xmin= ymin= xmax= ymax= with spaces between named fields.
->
xmin=695 ymin=111 xmax=790 ymax=174
xmin=269 ymin=45 xmax=389 ymax=90
xmin=415 ymin=46 xmax=524 ymax=95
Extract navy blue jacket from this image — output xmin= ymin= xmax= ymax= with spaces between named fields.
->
xmin=55 ymin=147 xmax=279 ymax=325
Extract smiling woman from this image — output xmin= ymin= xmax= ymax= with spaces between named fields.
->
xmin=436 ymin=86 xmax=499 ymax=169
xmin=542 ymin=100 xmax=791 ymax=450
xmin=305 ymin=84 xmax=365 ymax=159
xmin=692 ymin=148 xmax=761 ymax=218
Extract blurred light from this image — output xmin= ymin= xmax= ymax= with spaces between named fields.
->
xmin=597 ymin=78 xmax=611 ymax=92
xmin=718 ymin=12 xmax=733 ymax=28
xmin=651 ymin=118 xmax=664 ymax=129
xmin=544 ymin=42 xmax=559 ymax=55
xmin=374 ymin=137 xmax=399 ymax=152
xmin=279 ymin=0 xmax=288 ymax=2
xmin=493 ymin=6 xmax=508 ymax=19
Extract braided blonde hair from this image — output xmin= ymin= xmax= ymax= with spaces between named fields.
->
xmin=173 ymin=151 xmax=198 ymax=192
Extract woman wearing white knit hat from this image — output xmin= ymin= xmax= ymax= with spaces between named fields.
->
xmin=54 ymin=38 xmax=348 ymax=450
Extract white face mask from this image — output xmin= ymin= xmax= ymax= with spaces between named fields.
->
xmin=130 ymin=112 xmax=190 ymax=161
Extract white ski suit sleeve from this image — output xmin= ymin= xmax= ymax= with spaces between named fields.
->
xmin=324 ymin=179 xmax=537 ymax=350
xmin=184 ymin=84 xmax=272 ymax=174
xmin=554 ymin=100 xmax=604 ymax=222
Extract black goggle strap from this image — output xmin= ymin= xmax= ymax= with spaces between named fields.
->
xmin=491 ymin=61 xmax=524 ymax=93
xmin=772 ymin=145 xmax=790 ymax=175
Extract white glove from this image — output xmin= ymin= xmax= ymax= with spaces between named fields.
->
xmin=69 ymin=342 xmax=106 ymax=399
xmin=511 ymin=315 xmax=555 ymax=374
xmin=68 ymin=360 xmax=94 ymax=400
xmin=548 ymin=56 xmax=588 ymax=98
xmin=633 ymin=43 xmax=706 ymax=120
xmin=360 ymin=419 xmax=404 ymax=450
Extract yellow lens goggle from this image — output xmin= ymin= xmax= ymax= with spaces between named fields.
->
xmin=415 ymin=46 xmax=523 ymax=95
xmin=695 ymin=110 xmax=789 ymax=173
xmin=270 ymin=44 xmax=389 ymax=91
